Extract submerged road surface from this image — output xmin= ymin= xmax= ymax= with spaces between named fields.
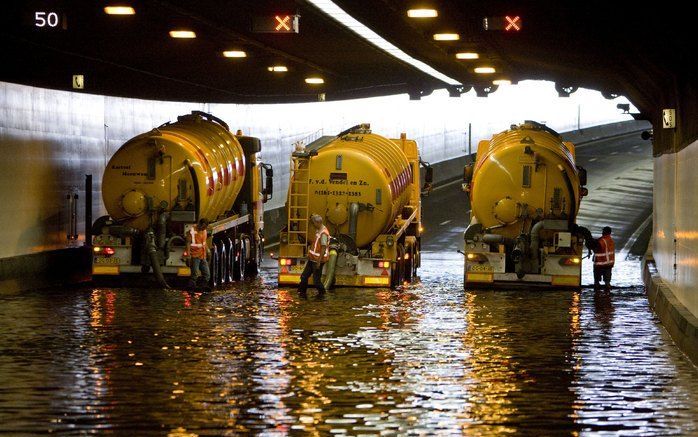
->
xmin=1 ymin=133 xmax=696 ymax=435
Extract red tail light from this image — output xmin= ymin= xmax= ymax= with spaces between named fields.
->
xmin=279 ymin=258 xmax=297 ymax=266
xmin=560 ymin=257 xmax=581 ymax=266
xmin=94 ymin=246 xmax=115 ymax=257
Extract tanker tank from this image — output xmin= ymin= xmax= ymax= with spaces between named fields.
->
xmin=278 ymin=124 xmax=432 ymax=289
xmin=101 ymin=112 xmax=247 ymax=230
xmin=462 ymin=121 xmax=593 ymax=288
xmin=92 ymin=111 xmax=273 ymax=289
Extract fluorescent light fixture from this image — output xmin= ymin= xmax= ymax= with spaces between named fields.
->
xmin=433 ymin=33 xmax=460 ymax=41
xmin=169 ymin=30 xmax=196 ymax=39
xmin=456 ymin=52 xmax=479 ymax=60
xmin=305 ymin=0 xmax=460 ymax=85
xmin=104 ymin=6 xmax=135 ymax=15
xmin=493 ymin=79 xmax=511 ymax=85
xmin=474 ymin=66 xmax=496 ymax=74
xmin=407 ymin=9 xmax=438 ymax=18
xmin=223 ymin=50 xmax=247 ymax=58
xmin=305 ymin=77 xmax=324 ymax=84
xmin=268 ymin=65 xmax=288 ymax=72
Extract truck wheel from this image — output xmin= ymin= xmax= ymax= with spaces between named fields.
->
xmin=224 ymin=238 xmax=234 ymax=283
xmin=219 ymin=243 xmax=228 ymax=285
xmin=391 ymin=244 xmax=405 ymax=288
xmin=245 ymin=261 xmax=258 ymax=278
xmin=232 ymin=239 xmax=243 ymax=281
xmin=241 ymin=235 xmax=258 ymax=278
xmin=404 ymin=245 xmax=414 ymax=283
xmin=210 ymin=245 xmax=220 ymax=288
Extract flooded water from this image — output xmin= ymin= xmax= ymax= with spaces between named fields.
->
xmin=0 ymin=250 xmax=696 ymax=435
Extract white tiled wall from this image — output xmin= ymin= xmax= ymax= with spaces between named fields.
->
xmin=654 ymin=139 xmax=698 ymax=318
xmin=0 ymin=80 xmax=634 ymax=259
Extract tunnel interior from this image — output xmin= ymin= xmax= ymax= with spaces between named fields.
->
xmin=1 ymin=1 xmax=697 ymax=434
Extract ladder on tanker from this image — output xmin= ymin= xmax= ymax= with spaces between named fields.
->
xmin=287 ymin=154 xmax=311 ymax=253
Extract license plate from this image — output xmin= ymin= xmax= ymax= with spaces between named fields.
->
xmin=469 ymin=264 xmax=493 ymax=272
xmin=94 ymin=257 xmax=121 ymax=265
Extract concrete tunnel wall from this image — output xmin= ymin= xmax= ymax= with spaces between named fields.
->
xmin=0 ymin=80 xmax=634 ymax=290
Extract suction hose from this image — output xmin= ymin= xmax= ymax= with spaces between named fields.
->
xmin=322 ymin=248 xmax=338 ymax=290
xmin=513 ymin=235 xmax=528 ymax=279
xmin=574 ymin=224 xmax=597 ymax=253
xmin=146 ymin=231 xmax=170 ymax=289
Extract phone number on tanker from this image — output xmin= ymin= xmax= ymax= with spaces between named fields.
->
xmin=313 ymin=190 xmax=361 ymax=196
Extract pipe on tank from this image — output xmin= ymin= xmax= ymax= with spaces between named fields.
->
xmin=165 ymin=235 xmax=185 ymax=258
xmin=558 ymin=164 xmax=577 ymax=230
xmin=464 ymin=217 xmax=483 ymax=241
xmin=157 ymin=212 xmax=169 ymax=249
xmin=348 ymin=202 xmax=360 ymax=245
xmin=482 ymin=234 xmax=514 ymax=245
xmin=529 ymin=220 xmax=546 ymax=271
xmin=184 ymin=160 xmax=200 ymax=221
xmin=108 ymin=225 xmax=139 ymax=238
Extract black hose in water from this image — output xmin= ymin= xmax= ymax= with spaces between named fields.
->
xmin=146 ymin=231 xmax=170 ymax=289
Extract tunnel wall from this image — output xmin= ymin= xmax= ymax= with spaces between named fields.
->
xmin=0 ymin=80 xmax=632 ymax=291
xmin=652 ymin=139 xmax=698 ymax=318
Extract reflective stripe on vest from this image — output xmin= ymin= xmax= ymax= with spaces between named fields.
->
xmin=593 ymin=235 xmax=615 ymax=266
xmin=308 ymin=226 xmax=330 ymax=263
xmin=189 ymin=228 xmax=207 ymax=259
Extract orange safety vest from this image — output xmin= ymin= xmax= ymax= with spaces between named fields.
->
xmin=593 ymin=235 xmax=615 ymax=267
xmin=189 ymin=227 xmax=208 ymax=259
xmin=308 ymin=226 xmax=330 ymax=263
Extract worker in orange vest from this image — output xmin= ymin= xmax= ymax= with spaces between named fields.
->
xmin=593 ymin=226 xmax=615 ymax=292
xmin=186 ymin=218 xmax=210 ymax=289
xmin=298 ymin=214 xmax=330 ymax=298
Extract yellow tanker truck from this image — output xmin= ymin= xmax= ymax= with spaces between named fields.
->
xmin=462 ymin=121 xmax=594 ymax=288
xmin=91 ymin=111 xmax=273 ymax=288
xmin=277 ymin=124 xmax=432 ymax=289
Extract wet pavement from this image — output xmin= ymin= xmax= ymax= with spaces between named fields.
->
xmin=1 ymin=252 xmax=697 ymax=435
xmin=1 ymin=135 xmax=697 ymax=435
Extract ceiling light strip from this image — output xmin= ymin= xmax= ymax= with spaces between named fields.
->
xmin=305 ymin=0 xmax=461 ymax=86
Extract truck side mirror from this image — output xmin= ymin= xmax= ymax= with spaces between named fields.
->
xmin=261 ymin=163 xmax=273 ymax=203
xmin=576 ymin=165 xmax=587 ymax=186
xmin=463 ymin=163 xmax=474 ymax=184
xmin=419 ymin=159 xmax=433 ymax=196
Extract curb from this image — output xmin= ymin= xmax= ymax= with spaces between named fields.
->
xmin=642 ymin=256 xmax=698 ymax=366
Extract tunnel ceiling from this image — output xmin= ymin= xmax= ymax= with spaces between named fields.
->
xmin=1 ymin=1 xmax=695 ymax=117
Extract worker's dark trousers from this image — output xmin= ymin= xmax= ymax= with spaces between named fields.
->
xmin=593 ymin=265 xmax=613 ymax=289
xmin=298 ymin=261 xmax=326 ymax=295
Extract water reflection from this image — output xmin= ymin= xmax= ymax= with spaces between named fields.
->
xmin=0 ymin=253 xmax=696 ymax=435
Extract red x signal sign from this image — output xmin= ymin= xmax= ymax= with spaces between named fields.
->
xmin=252 ymin=15 xmax=300 ymax=33
xmin=275 ymin=15 xmax=291 ymax=31
xmin=483 ymin=15 xmax=523 ymax=32
xmin=505 ymin=15 xmax=521 ymax=31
